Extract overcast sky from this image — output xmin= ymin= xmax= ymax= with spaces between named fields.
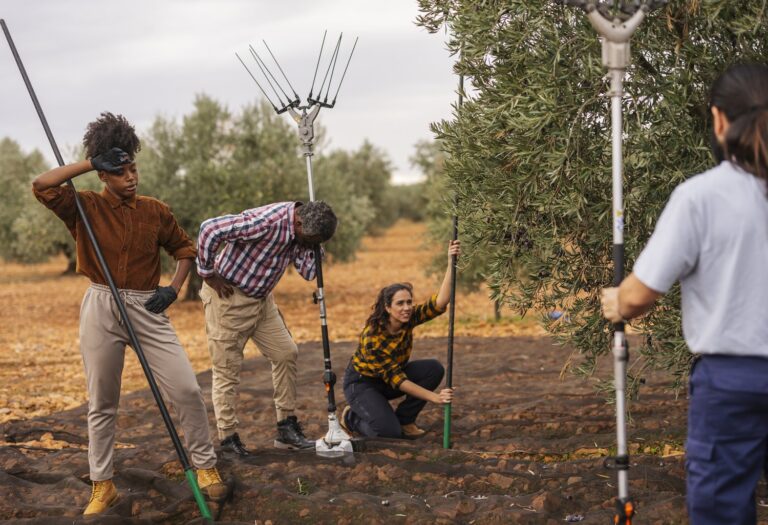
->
xmin=0 ymin=0 xmax=459 ymax=184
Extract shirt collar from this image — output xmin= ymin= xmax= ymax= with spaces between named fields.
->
xmin=289 ymin=201 xmax=303 ymax=240
xmin=101 ymin=188 xmax=137 ymax=209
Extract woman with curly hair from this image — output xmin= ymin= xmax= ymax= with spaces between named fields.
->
xmin=32 ymin=112 xmax=226 ymax=515
xmin=341 ymin=240 xmax=460 ymax=439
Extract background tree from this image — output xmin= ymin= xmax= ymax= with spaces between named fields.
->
xmin=139 ymin=95 xmax=395 ymax=299
xmin=416 ymin=1 xmax=768 ymax=388
xmin=414 ymin=138 xmax=503 ymax=319
xmin=0 ymin=138 xmax=79 ymax=269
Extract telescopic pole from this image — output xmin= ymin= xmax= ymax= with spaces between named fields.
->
xmin=578 ymin=5 xmax=650 ymax=523
xmin=443 ymin=74 xmax=463 ymax=450
xmin=288 ymin=105 xmax=352 ymax=452
xmin=0 ymin=19 xmax=213 ymax=522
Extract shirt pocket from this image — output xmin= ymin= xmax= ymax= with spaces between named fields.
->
xmin=135 ymin=222 xmax=159 ymax=255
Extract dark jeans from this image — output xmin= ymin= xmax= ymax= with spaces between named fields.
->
xmin=686 ymin=355 xmax=768 ymax=525
xmin=342 ymin=359 xmax=444 ymax=438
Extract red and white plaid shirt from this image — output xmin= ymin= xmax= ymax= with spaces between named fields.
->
xmin=196 ymin=202 xmax=317 ymax=297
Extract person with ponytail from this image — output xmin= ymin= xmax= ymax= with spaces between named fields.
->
xmin=340 ymin=241 xmax=460 ymax=439
xmin=601 ymin=64 xmax=768 ymax=524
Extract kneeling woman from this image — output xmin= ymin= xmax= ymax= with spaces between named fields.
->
xmin=341 ymin=241 xmax=459 ymax=439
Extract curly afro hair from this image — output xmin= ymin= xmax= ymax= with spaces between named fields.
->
xmin=82 ymin=112 xmax=141 ymax=159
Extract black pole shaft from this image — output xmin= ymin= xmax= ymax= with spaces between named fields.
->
xmin=445 ymin=75 xmax=463 ymax=390
xmin=314 ymin=245 xmax=337 ymax=413
xmin=1 ymin=19 xmax=194 ymax=472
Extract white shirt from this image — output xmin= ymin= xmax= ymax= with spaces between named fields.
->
xmin=634 ymin=161 xmax=768 ymax=356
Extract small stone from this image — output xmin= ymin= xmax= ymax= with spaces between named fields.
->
xmin=299 ymin=508 xmax=310 ymax=518
xmin=567 ymin=476 xmax=582 ymax=486
xmin=488 ymin=473 xmax=514 ymax=490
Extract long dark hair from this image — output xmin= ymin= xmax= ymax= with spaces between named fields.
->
xmin=365 ymin=282 xmax=413 ymax=333
xmin=710 ymin=64 xmax=768 ymax=184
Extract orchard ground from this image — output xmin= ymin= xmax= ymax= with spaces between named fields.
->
xmin=0 ymin=221 xmax=764 ymax=523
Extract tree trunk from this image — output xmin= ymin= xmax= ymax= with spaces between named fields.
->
xmin=60 ymin=244 xmax=77 ymax=275
xmin=185 ymin=271 xmax=202 ymax=301
xmin=494 ymin=298 xmax=502 ymax=321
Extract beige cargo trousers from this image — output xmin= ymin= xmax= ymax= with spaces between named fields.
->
xmin=80 ymin=284 xmax=216 ymax=481
xmin=200 ymin=282 xmax=299 ymax=439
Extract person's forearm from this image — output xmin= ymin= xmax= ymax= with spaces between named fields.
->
xmin=399 ymin=379 xmax=439 ymax=404
xmin=169 ymin=258 xmax=194 ymax=294
xmin=32 ymin=160 xmax=93 ymax=191
xmin=618 ymin=273 xmax=661 ymax=320
xmin=435 ymin=258 xmax=454 ymax=310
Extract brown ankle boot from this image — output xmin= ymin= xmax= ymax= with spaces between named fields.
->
xmin=401 ymin=423 xmax=427 ymax=439
xmin=83 ymin=479 xmax=118 ymax=515
xmin=197 ymin=467 xmax=228 ymax=501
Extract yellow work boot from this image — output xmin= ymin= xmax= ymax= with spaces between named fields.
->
xmin=401 ymin=423 xmax=427 ymax=439
xmin=197 ymin=467 xmax=228 ymax=501
xmin=83 ymin=479 xmax=118 ymax=515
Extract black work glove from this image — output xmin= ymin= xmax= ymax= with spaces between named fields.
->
xmin=91 ymin=147 xmax=131 ymax=174
xmin=144 ymin=286 xmax=178 ymax=313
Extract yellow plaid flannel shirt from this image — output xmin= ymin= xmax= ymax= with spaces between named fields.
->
xmin=351 ymin=294 xmax=445 ymax=388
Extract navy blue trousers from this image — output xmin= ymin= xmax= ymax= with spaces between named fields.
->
xmin=687 ymin=355 xmax=768 ymax=524
xmin=342 ymin=359 xmax=444 ymax=438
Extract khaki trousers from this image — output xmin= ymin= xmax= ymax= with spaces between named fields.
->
xmin=200 ymin=282 xmax=299 ymax=439
xmin=80 ymin=284 xmax=216 ymax=481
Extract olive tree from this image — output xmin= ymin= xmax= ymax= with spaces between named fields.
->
xmin=416 ymin=0 xmax=768 ymax=387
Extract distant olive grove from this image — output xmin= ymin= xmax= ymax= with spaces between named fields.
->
xmin=0 ymin=95 xmax=430 ymax=298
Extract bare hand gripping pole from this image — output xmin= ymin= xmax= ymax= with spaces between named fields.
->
xmin=443 ymin=74 xmax=463 ymax=450
xmin=554 ymin=1 xmax=665 ymax=522
xmin=238 ymin=32 xmax=358 ymax=456
xmin=0 ymin=19 xmax=213 ymax=522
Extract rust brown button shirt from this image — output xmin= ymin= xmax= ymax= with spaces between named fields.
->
xmin=33 ymin=185 xmax=196 ymax=291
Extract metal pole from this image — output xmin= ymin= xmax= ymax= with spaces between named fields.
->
xmin=580 ymin=5 xmax=650 ymax=522
xmin=289 ymin=106 xmax=351 ymax=452
xmin=443 ymin=74 xmax=463 ymax=450
xmin=0 ymin=19 xmax=212 ymax=522
xmin=609 ymin=65 xmax=631 ymax=511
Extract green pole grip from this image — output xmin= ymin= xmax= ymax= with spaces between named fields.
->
xmin=185 ymin=468 xmax=213 ymax=521
xmin=443 ymin=403 xmax=452 ymax=449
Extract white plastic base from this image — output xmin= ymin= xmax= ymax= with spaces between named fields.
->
xmin=315 ymin=413 xmax=353 ymax=457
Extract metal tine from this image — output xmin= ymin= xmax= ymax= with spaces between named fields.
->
xmin=236 ymin=52 xmax=280 ymax=112
xmin=330 ymin=36 xmax=358 ymax=105
xmin=317 ymin=34 xmax=342 ymax=103
xmin=263 ymin=39 xmax=300 ymax=104
xmin=322 ymin=33 xmax=343 ymax=103
xmin=309 ymin=30 xmax=328 ymax=100
xmin=249 ymin=44 xmax=292 ymax=108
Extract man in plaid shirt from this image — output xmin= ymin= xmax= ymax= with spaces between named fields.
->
xmin=197 ymin=201 xmax=337 ymax=454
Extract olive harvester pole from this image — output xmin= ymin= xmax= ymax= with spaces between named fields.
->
xmin=443 ymin=74 xmax=463 ymax=450
xmin=554 ymin=1 xmax=665 ymax=523
xmin=1 ymin=19 xmax=214 ymax=522
xmin=237 ymin=32 xmax=358 ymax=456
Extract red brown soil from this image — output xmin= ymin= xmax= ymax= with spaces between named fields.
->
xmin=2 ymin=335 xmax=695 ymax=524
xmin=2 ymin=221 xmax=767 ymax=523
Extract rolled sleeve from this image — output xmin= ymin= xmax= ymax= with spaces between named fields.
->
xmin=32 ymin=185 xmax=78 ymax=233
xmin=380 ymin=355 xmax=408 ymax=389
xmin=197 ymin=212 xmax=270 ymax=276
